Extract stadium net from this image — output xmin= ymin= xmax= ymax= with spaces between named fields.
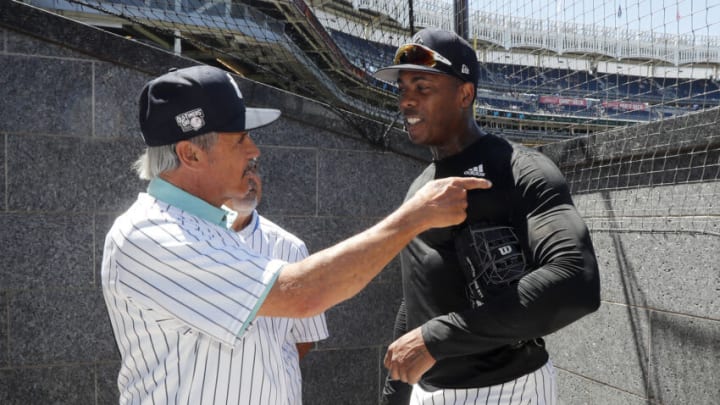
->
xmin=20 ymin=0 xmax=719 ymax=142
xmin=20 ymin=0 xmax=720 ymax=237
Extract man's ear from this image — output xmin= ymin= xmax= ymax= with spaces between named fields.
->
xmin=459 ymin=82 xmax=475 ymax=108
xmin=174 ymin=140 xmax=204 ymax=169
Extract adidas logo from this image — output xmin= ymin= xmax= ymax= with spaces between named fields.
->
xmin=463 ymin=164 xmax=485 ymax=178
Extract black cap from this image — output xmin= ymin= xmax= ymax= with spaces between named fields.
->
xmin=139 ymin=65 xmax=281 ymax=146
xmin=374 ymin=28 xmax=479 ymax=87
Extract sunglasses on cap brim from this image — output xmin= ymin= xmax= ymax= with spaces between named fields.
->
xmin=392 ymin=43 xmax=466 ymax=81
xmin=393 ymin=43 xmax=454 ymax=67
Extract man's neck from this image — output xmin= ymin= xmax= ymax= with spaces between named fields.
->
xmin=430 ymin=122 xmax=485 ymax=161
xmin=160 ymin=170 xmax=223 ymax=207
xmin=231 ymin=212 xmax=253 ymax=232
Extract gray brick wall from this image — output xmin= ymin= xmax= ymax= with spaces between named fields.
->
xmin=540 ymin=111 xmax=720 ymax=405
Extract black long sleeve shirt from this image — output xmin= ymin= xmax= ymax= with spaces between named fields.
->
xmin=400 ymin=134 xmax=600 ymax=390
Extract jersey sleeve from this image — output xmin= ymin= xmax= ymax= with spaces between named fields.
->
xmin=104 ymin=218 xmax=285 ymax=347
xmin=289 ymin=314 xmax=329 ymax=343
xmin=421 ymin=150 xmax=600 ymax=360
xmin=283 ymin=241 xmax=330 ymax=343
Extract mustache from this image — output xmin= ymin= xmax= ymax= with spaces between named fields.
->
xmin=401 ymin=109 xmax=419 ymax=117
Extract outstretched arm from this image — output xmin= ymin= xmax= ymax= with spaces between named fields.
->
xmin=258 ymin=177 xmax=492 ymax=318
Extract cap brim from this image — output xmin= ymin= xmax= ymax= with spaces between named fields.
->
xmin=373 ymin=64 xmax=448 ymax=83
xmin=244 ymin=108 xmax=281 ymax=130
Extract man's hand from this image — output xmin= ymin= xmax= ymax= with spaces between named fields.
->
xmin=384 ymin=327 xmax=437 ymax=384
xmin=406 ymin=177 xmax=492 ymax=230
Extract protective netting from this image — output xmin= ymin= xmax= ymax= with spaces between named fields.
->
xmin=20 ymin=0 xmax=719 ymax=240
xmin=25 ymin=0 xmax=720 ymax=143
xmin=23 ymin=0 xmax=720 ymax=144
xmin=544 ymin=107 xmax=719 ymax=236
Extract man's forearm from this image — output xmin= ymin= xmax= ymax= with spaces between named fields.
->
xmin=257 ymin=176 xmax=492 ymax=318
xmin=421 ymin=206 xmax=601 ymax=360
xmin=258 ymin=202 xmax=427 ymax=317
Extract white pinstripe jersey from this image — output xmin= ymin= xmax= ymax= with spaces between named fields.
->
xmin=102 ymin=179 xmax=293 ymax=405
xmin=409 ymin=361 xmax=557 ymax=405
xmin=227 ymin=210 xmax=329 ymax=405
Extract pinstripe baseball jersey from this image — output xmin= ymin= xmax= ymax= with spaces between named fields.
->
xmin=408 ymin=361 xmax=556 ymax=405
xmin=226 ymin=209 xmax=329 ymax=404
xmin=102 ymin=178 xmax=293 ymax=405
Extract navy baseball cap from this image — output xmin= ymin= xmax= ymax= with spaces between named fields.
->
xmin=139 ymin=65 xmax=281 ymax=146
xmin=374 ymin=27 xmax=479 ymax=87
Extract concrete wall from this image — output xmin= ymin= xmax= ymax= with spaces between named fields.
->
xmin=540 ymin=112 xmax=720 ymax=405
xmin=1 ymin=2 xmax=718 ymax=405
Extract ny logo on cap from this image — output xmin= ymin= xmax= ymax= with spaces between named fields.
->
xmin=175 ymin=108 xmax=205 ymax=132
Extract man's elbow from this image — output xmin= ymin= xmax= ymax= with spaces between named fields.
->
xmin=557 ymin=253 xmax=601 ymax=317
xmin=587 ymin=276 xmax=601 ymax=313
xmin=579 ymin=258 xmax=601 ymax=314
xmin=580 ymin=286 xmax=601 ymax=316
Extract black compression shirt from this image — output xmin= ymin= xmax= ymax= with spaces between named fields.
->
xmin=399 ymin=134 xmax=600 ymax=390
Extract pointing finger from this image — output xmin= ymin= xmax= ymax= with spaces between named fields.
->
xmin=453 ymin=177 xmax=493 ymax=190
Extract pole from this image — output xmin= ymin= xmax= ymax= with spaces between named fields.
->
xmin=454 ymin=0 xmax=469 ymax=40
xmin=409 ymin=0 xmax=415 ymax=36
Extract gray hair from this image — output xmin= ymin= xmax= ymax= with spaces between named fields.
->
xmin=133 ymin=132 xmax=219 ymax=180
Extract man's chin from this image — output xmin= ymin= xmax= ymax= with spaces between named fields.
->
xmin=407 ymin=127 xmax=427 ymax=145
xmin=231 ymin=196 xmax=258 ymax=214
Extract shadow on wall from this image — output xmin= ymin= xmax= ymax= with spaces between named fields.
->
xmin=602 ymin=190 xmax=654 ymax=399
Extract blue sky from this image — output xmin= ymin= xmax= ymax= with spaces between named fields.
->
xmin=471 ymin=0 xmax=719 ymax=37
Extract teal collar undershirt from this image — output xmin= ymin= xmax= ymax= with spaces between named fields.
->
xmin=147 ymin=178 xmax=228 ymax=226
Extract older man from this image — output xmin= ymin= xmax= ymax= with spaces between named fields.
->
xmin=101 ymin=65 xmax=491 ymax=405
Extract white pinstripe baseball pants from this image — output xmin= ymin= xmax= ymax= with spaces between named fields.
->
xmin=409 ymin=360 xmax=557 ymax=405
